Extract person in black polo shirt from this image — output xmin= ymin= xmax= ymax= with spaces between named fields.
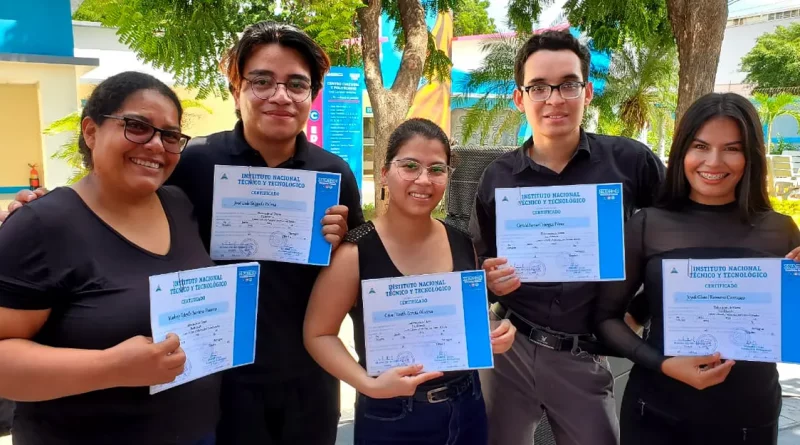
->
xmin=0 ymin=21 xmax=363 ymax=445
xmin=166 ymin=22 xmax=364 ymax=444
xmin=468 ymin=31 xmax=665 ymax=445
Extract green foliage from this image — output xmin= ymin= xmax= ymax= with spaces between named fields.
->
xmin=293 ymin=0 xmax=366 ymax=67
xmin=453 ymin=0 xmax=497 ymax=37
xmin=592 ymin=38 xmax=678 ymax=140
xmin=742 ymin=23 xmax=800 ymax=92
xmin=454 ymin=34 xmax=526 ymax=144
xmin=505 ymin=0 xmax=554 ymax=34
xmin=44 ymin=112 xmax=88 ymax=184
xmin=505 ymin=0 xmax=672 ymax=50
xmin=772 ymin=135 xmax=797 ymax=155
xmin=74 ymin=0 xmax=366 ymax=99
xmin=752 ymin=93 xmax=800 ymax=153
xmin=72 ymin=0 xmax=118 ymax=22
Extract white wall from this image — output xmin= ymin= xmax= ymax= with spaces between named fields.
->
xmin=0 ymin=61 xmax=81 ymax=187
xmin=715 ymin=15 xmax=800 ymax=88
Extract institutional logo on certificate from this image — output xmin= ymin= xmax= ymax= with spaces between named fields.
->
xmin=663 ymin=258 xmax=800 ymax=364
xmin=361 ymin=270 xmax=494 ymax=376
xmin=148 ymin=262 xmax=260 ymax=394
xmin=210 ymin=165 xmax=342 ymax=266
xmin=495 ymin=183 xmax=625 ymax=282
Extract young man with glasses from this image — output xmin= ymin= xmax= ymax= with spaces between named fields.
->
xmin=469 ymin=30 xmax=665 ymax=445
xmin=167 ymin=21 xmax=364 ymax=445
xmin=2 ymin=21 xmax=363 ymax=445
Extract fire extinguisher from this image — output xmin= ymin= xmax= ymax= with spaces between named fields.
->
xmin=28 ymin=163 xmax=40 ymax=191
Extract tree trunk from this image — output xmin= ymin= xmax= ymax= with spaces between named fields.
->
xmin=658 ymin=116 xmax=667 ymax=158
xmin=667 ymin=0 xmax=728 ymax=127
xmin=357 ymin=0 xmax=428 ymax=216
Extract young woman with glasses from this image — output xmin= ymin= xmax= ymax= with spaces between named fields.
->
xmin=304 ymin=118 xmax=516 ymax=445
xmin=596 ymin=92 xmax=800 ymax=444
xmin=0 ymin=71 xmax=219 ymax=445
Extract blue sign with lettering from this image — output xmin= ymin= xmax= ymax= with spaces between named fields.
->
xmin=322 ymin=67 xmax=365 ymax=199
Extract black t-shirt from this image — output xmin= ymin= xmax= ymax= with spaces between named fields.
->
xmin=345 ymin=220 xmax=477 ymax=387
xmin=166 ymin=121 xmax=365 ymax=382
xmin=0 ymin=187 xmax=220 ymax=445
xmin=596 ymin=201 xmax=800 ymax=426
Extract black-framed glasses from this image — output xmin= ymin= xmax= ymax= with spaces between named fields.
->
xmin=103 ymin=115 xmax=190 ymax=154
xmin=521 ymin=81 xmax=586 ymax=102
xmin=392 ymin=159 xmax=453 ymax=185
xmin=243 ymin=75 xmax=312 ymax=103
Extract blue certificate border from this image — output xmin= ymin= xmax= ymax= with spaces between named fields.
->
xmin=781 ymin=260 xmax=800 ymax=363
xmin=308 ymin=172 xmax=343 ymax=266
xmin=461 ymin=271 xmax=494 ymax=368
xmin=232 ymin=263 xmax=261 ymax=367
xmin=595 ymin=183 xmax=625 ymax=280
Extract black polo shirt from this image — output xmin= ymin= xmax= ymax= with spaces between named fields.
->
xmin=167 ymin=121 xmax=365 ymax=381
xmin=469 ymin=129 xmax=665 ymax=334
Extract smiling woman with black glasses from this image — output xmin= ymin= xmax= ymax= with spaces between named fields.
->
xmin=0 ymin=71 xmax=220 ymax=445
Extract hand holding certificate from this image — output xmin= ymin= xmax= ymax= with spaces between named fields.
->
xmin=495 ymin=183 xmax=625 ymax=282
xmin=148 ymin=263 xmax=260 ymax=394
xmin=361 ymin=270 xmax=494 ymax=376
xmin=210 ymin=165 xmax=342 ymax=266
xmin=663 ymin=258 xmax=800 ymax=364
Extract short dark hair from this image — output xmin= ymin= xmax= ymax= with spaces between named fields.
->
xmin=221 ymin=21 xmax=331 ymax=101
xmin=78 ymin=71 xmax=182 ymax=169
xmin=657 ymin=92 xmax=772 ymax=220
xmin=385 ymin=118 xmax=452 ymax=168
xmin=514 ymin=30 xmax=591 ymax=87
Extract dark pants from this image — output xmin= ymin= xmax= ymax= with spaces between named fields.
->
xmin=620 ymin=384 xmax=778 ymax=445
xmin=0 ymin=398 xmax=12 ymax=436
xmin=354 ymin=371 xmax=488 ymax=445
xmin=215 ymin=369 xmax=340 ymax=445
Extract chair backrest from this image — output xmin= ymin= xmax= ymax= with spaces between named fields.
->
xmin=445 ymin=145 xmax=517 ymax=232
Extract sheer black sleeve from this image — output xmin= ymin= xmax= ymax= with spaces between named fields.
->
xmin=595 ymin=209 xmax=667 ymax=372
xmin=787 ymin=215 xmax=800 ymax=251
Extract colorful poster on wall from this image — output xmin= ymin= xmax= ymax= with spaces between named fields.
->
xmin=307 ymin=94 xmax=323 ymax=147
xmin=321 ymin=67 xmax=364 ymax=198
xmin=305 ymin=67 xmax=365 ymax=202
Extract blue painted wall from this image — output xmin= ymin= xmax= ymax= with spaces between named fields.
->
xmin=0 ymin=0 xmax=74 ymax=57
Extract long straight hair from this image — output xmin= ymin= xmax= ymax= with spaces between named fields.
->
xmin=656 ymin=92 xmax=772 ymax=221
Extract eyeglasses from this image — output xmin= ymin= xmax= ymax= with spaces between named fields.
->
xmin=243 ymin=75 xmax=312 ymax=103
xmin=521 ymin=81 xmax=586 ymax=102
xmin=103 ymin=115 xmax=190 ymax=154
xmin=392 ymin=160 xmax=453 ymax=185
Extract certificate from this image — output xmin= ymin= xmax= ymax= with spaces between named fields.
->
xmin=361 ymin=271 xmax=494 ymax=376
xmin=210 ymin=165 xmax=342 ymax=266
xmin=148 ymin=263 xmax=260 ymax=394
xmin=495 ymin=183 xmax=625 ymax=282
xmin=663 ymin=258 xmax=800 ymax=364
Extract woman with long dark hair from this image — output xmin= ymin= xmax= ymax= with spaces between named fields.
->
xmin=596 ymin=92 xmax=800 ymax=444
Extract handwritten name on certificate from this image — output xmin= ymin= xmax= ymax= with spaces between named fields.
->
xmin=663 ymin=258 xmax=800 ymax=364
xmin=361 ymin=271 xmax=494 ymax=376
xmin=210 ymin=165 xmax=342 ymax=266
xmin=148 ymin=263 xmax=260 ymax=394
xmin=495 ymin=183 xmax=625 ymax=282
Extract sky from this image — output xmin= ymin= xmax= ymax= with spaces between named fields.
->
xmin=485 ymin=0 xmax=800 ymax=33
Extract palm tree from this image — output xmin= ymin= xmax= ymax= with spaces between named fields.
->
xmin=454 ymin=34 xmax=528 ymax=145
xmin=592 ymin=39 xmax=678 ymax=147
xmin=752 ymin=93 xmax=800 ymax=154
xmin=45 ymin=99 xmax=212 ymax=184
